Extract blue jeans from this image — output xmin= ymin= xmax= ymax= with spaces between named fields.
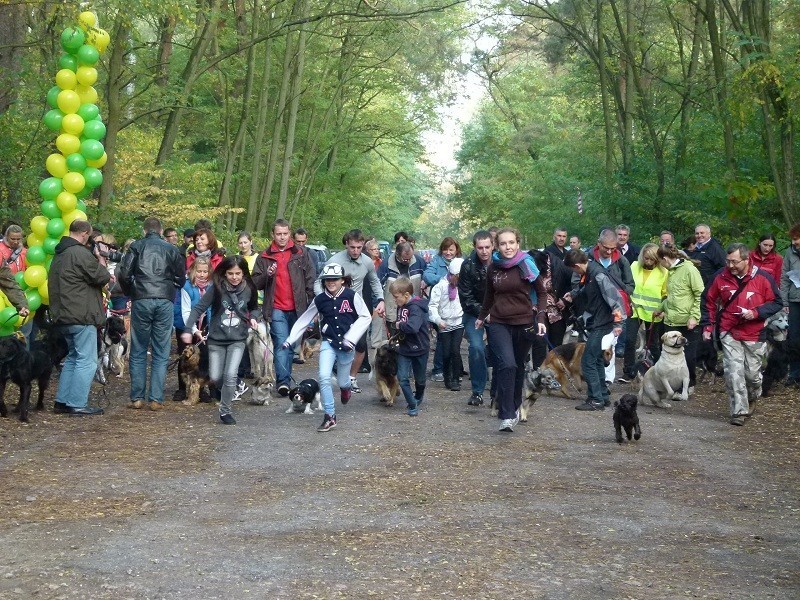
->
xmin=582 ymin=325 xmax=612 ymax=405
xmin=208 ymin=341 xmax=246 ymax=416
xmin=270 ymin=308 xmax=297 ymax=386
xmin=463 ymin=314 xmax=487 ymax=395
xmin=318 ymin=340 xmax=355 ymax=416
xmin=55 ymin=324 xmax=98 ymax=408
xmin=130 ymin=298 xmax=174 ymax=403
xmin=398 ymin=354 xmax=428 ymax=408
xmin=486 ymin=322 xmax=533 ymax=420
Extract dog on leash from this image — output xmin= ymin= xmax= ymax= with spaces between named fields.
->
xmin=287 ymin=378 xmax=322 ymax=414
xmin=540 ymin=342 xmax=613 ymax=399
xmin=374 ymin=339 xmax=400 ymax=406
xmin=613 ymin=393 xmax=641 ymax=443
xmin=638 ymin=331 xmax=689 ymax=408
xmin=0 ymin=334 xmax=54 ymax=422
xmin=518 ymin=366 xmax=559 ymax=422
xmin=246 ymin=317 xmax=274 ymax=404
xmin=695 ymin=338 xmax=723 ymax=385
xmin=102 ymin=315 xmax=128 ymax=378
xmin=179 ymin=344 xmax=213 ymax=406
xmin=763 ymin=311 xmax=790 ymax=396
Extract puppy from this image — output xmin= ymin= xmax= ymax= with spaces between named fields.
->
xmin=638 ymin=331 xmax=689 ymax=408
xmin=613 ymin=393 xmax=641 ymax=443
xmin=179 ymin=344 xmax=213 ymax=406
xmin=762 ymin=312 xmax=790 ymax=397
xmin=287 ymin=378 xmax=322 ymax=414
xmin=246 ymin=317 xmax=275 ymax=404
xmin=540 ymin=342 xmax=613 ymax=399
xmin=0 ymin=335 xmax=54 ymax=422
xmin=374 ymin=340 xmax=400 ymax=406
xmin=104 ymin=315 xmax=128 ymax=378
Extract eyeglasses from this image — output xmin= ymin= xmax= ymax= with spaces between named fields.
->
xmin=600 ymin=245 xmax=616 ymax=251
xmin=726 ymin=258 xmax=745 ymax=266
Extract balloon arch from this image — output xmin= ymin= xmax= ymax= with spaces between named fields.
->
xmin=0 ymin=12 xmax=110 ymax=336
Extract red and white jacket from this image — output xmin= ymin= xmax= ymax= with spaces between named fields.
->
xmin=704 ymin=264 xmax=781 ymax=342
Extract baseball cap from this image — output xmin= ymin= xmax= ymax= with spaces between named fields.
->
xmin=320 ymin=263 xmax=345 ymax=280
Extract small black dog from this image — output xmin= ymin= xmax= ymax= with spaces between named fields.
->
xmin=613 ymin=393 xmax=641 ymax=444
xmin=0 ymin=335 xmax=54 ymax=422
xmin=287 ymin=378 xmax=321 ymax=414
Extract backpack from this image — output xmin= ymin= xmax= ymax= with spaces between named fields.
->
xmin=603 ymin=267 xmax=633 ymax=318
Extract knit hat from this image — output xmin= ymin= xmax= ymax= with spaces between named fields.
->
xmin=448 ymin=257 xmax=464 ymax=276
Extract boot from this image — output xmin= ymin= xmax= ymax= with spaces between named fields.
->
xmin=414 ymin=384 xmax=426 ymax=407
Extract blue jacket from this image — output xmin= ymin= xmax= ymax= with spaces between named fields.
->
xmin=396 ymin=297 xmax=430 ymax=357
xmin=422 ymin=254 xmax=452 ymax=286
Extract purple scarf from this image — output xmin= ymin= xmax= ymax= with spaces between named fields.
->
xmin=492 ymin=250 xmax=540 ymax=282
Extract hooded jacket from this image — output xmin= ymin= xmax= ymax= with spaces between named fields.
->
xmin=458 ymin=250 xmax=489 ymax=318
xmin=781 ymin=244 xmax=800 ymax=304
xmin=396 ymin=296 xmax=430 ymax=356
xmin=377 ymin=252 xmax=424 ymax=323
xmin=48 ymin=236 xmax=110 ymax=326
xmin=750 ymin=249 xmax=783 ymax=288
xmin=660 ymin=259 xmax=704 ymax=326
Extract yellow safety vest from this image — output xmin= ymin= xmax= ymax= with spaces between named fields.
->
xmin=630 ymin=263 xmax=668 ymax=322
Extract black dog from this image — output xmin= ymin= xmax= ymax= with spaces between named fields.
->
xmin=613 ymin=394 xmax=641 ymax=444
xmin=287 ymin=378 xmax=321 ymax=414
xmin=0 ymin=335 xmax=54 ymax=422
xmin=762 ymin=320 xmax=790 ymax=397
xmin=695 ymin=338 xmax=723 ymax=384
xmin=31 ymin=308 xmax=68 ymax=372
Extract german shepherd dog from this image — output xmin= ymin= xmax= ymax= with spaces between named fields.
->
xmin=179 ymin=344 xmax=213 ymax=406
xmin=374 ymin=338 xmax=400 ymax=406
xmin=0 ymin=334 xmax=54 ymax=422
xmin=540 ymin=342 xmax=613 ymax=399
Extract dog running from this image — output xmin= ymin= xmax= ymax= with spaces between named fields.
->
xmin=540 ymin=342 xmax=612 ymax=399
xmin=287 ymin=378 xmax=322 ymax=414
xmin=613 ymin=393 xmax=641 ymax=443
xmin=374 ymin=339 xmax=400 ymax=406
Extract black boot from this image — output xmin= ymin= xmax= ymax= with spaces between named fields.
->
xmin=414 ymin=384 xmax=426 ymax=407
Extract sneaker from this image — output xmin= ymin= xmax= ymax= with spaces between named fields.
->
xmin=468 ymin=393 xmax=484 ymax=406
xmin=233 ymin=380 xmax=250 ymax=401
xmin=729 ymin=415 xmax=745 ymax=426
xmin=349 ymin=376 xmax=362 ymax=393
xmin=317 ymin=414 xmax=337 ymax=432
xmin=220 ymin=413 xmax=236 ymax=425
xmin=431 ymin=372 xmax=444 ymax=382
xmin=277 ymin=383 xmax=290 ymax=397
xmin=340 ymin=388 xmax=352 ymax=405
xmin=499 ymin=418 xmax=514 ymax=432
xmin=511 ymin=410 xmax=520 ymax=428
xmin=575 ymin=401 xmax=604 ymax=411
xmin=617 ymin=376 xmax=633 ymax=384
xmin=407 ymin=405 xmax=419 ymax=417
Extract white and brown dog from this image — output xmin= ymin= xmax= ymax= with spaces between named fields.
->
xmin=638 ymin=331 xmax=690 ymax=408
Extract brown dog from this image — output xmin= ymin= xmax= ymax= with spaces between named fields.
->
xmin=374 ymin=340 xmax=400 ymax=406
xmin=179 ymin=345 xmax=213 ymax=406
xmin=540 ymin=342 xmax=613 ymax=399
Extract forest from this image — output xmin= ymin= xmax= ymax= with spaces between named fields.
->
xmin=0 ymin=0 xmax=797 ymax=250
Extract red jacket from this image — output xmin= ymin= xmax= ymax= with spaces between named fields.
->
xmin=704 ymin=264 xmax=781 ymax=342
xmin=749 ymin=249 xmax=783 ymax=288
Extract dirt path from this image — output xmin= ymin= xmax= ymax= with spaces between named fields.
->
xmin=1 ymin=358 xmax=798 ymax=599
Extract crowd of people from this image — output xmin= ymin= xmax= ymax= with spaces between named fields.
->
xmin=0 ymin=215 xmax=797 ymax=432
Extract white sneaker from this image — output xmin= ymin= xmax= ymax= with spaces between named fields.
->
xmin=233 ymin=380 xmax=249 ymax=401
xmin=499 ymin=418 xmax=514 ymax=432
xmin=349 ymin=376 xmax=362 ymax=393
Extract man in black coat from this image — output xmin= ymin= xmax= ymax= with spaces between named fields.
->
xmin=544 ymin=227 xmax=568 ymax=262
xmin=616 ymin=224 xmax=641 ymax=264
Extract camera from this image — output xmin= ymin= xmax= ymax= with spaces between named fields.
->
xmin=91 ymin=240 xmax=124 ymax=262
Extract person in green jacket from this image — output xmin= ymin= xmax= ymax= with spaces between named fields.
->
xmin=654 ymin=244 xmax=704 ymax=393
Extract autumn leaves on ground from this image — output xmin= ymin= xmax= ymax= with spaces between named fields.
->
xmin=0 ymin=360 xmax=798 ymax=598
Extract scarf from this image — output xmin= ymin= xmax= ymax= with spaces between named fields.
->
xmin=492 ymin=250 xmax=539 ymax=282
xmin=194 ymin=249 xmax=212 ymax=259
xmin=447 ymin=275 xmax=458 ymax=301
xmin=194 ymin=275 xmax=209 ymax=294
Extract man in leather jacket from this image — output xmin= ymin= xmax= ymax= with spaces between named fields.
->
xmin=117 ymin=217 xmax=186 ymax=410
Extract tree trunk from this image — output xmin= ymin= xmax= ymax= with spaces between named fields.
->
xmin=705 ymin=0 xmax=736 ymax=172
xmin=596 ymin=0 xmax=614 ymax=182
xmin=0 ymin=1 xmax=25 ymax=116
xmin=155 ymin=16 xmax=176 ymax=87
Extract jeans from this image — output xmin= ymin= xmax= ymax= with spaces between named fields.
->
xmin=318 ymin=340 xmax=356 ymax=416
xmin=463 ymin=314 xmax=487 ymax=395
xmin=270 ymin=308 xmax=297 ymax=386
xmin=55 ymin=324 xmax=98 ymax=408
xmin=129 ymin=298 xmax=174 ymax=403
xmin=582 ymin=325 xmax=613 ymax=405
xmin=398 ymin=353 xmax=428 ymax=408
xmin=439 ymin=327 xmax=464 ymax=387
xmin=486 ymin=322 xmax=534 ymax=420
xmin=208 ymin=341 xmax=246 ymax=416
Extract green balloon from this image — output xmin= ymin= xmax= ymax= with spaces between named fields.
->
xmin=26 ymin=245 xmax=47 ymax=265
xmin=61 ymin=27 xmax=85 ymax=54
xmin=39 ymin=177 xmax=63 ymax=201
xmin=0 ymin=307 xmax=18 ymax=329
xmin=14 ymin=271 xmax=29 ymax=290
xmin=46 ymin=256 xmax=53 ymax=270
xmin=43 ymin=237 xmax=60 ymax=255
xmin=43 ymin=109 xmax=64 ymax=132
xmin=41 ymin=200 xmax=61 ymax=219
xmin=77 ymin=103 xmax=99 ymax=122
xmin=77 ymin=199 xmax=87 ymax=211
xmin=59 ymin=53 xmax=78 ymax=71
xmin=47 ymin=86 xmax=61 ymax=109
xmin=25 ymin=290 xmax=42 ymax=312
xmin=77 ymin=44 xmax=100 ymax=66
xmin=46 ymin=218 xmax=66 ymax=238
xmin=66 ymin=153 xmax=87 ymax=171
xmin=83 ymin=167 xmax=103 ymax=189
xmin=80 ymin=139 xmax=104 ymax=160
xmin=82 ymin=120 xmax=106 ymax=140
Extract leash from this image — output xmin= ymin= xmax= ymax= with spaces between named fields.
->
xmin=542 ymin=334 xmax=583 ymax=395
xmin=167 ymin=334 xmax=207 ymax=372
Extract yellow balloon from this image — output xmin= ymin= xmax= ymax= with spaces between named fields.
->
xmin=56 ymin=191 xmax=78 ymax=213
xmin=76 ymin=66 xmax=98 ymax=86
xmin=76 ymin=84 xmax=98 ymax=105
xmin=46 ymin=153 xmax=68 ymax=178
xmin=56 ymin=133 xmax=81 ymax=155
xmin=88 ymin=28 xmax=110 ymax=53
xmin=27 ymin=233 xmax=44 ymax=248
xmin=57 ymin=89 xmax=81 ymax=114
xmin=61 ymin=113 xmax=85 ymax=136
xmin=78 ymin=11 xmax=97 ymax=31
xmin=62 ymin=209 xmax=87 ymax=228
xmin=86 ymin=152 xmax=107 ymax=168
xmin=38 ymin=281 xmax=49 ymax=306
xmin=62 ymin=172 xmax=86 ymax=194
xmin=30 ymin=216 xmax=50 ymax=239
xmin=24 ymin=265 xmax=47 ymax=289
xmin=0 ymin=292 xmax=6 ymax=310
xmin=56 ymin=68 xmax=77 ymax=90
